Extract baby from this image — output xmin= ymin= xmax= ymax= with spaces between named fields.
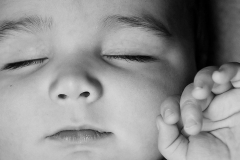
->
xmin=158 ymin=62 xmax=240 ymax=160
xmin=0 ymin=0 xmax=198 ymax=160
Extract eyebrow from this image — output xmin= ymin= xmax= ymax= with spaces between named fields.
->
xmin=0 ymin=15 xmax=53 ymax=42
xmin=0 ymin=14 xmax=171 ymax=43
xmin=103 ymin=14 xmax=172 ymax=37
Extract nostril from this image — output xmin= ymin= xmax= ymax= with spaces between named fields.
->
xmin=58 ymin=94 xmax=67 ymax=99
xmin=80 ymin=91 xmax=90 ymax=97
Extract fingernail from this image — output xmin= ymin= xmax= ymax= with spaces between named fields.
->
xmin=194 ymin=86 xmax=202 ymax=90
xmin=218 ymin=67 xmax=224 ymax=73
xmin=194 ymin=81 xmax=204 ymax=89
xmin=164 ymin=109 xmax=173 ymax=119
xmin=213 ymin=83 xmax=220 ymax=89
xmin=185 ymin=118 xmax=197 ymax=129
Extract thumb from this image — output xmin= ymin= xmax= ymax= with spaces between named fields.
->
xmin=157 ymin=115 xmax=188 ymax=160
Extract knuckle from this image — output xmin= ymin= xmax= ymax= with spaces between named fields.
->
xmin=182 ymin=100 xmax=194 ymax=106
xmin=181 ymin=99 xmax=197 ymax=110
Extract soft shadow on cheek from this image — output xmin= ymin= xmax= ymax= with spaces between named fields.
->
xmin=161 ymin=65 xmax=189 ymax=95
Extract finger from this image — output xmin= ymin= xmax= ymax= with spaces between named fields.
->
xmin=211 ymin=82 xmax=233 ymax=94
xmin=192 ymin=66 xmax=218 ymax=100
xmin=157 ymin=115 xmax=187 ymax=160
xmin=212 ymin=62 xmax=240 ymax=84
xmin=201 ymin=118 xmax=230 ymax=132
xmin=160 ymin=95 xmax=181 ymax=125
xmin=204 ymin=89 xmax=240 ymax=121
xmin=213 ymin=62 xmax=240 ymax=88
xmin=180 ymin=84 xmax=214 ymax=135
xmin=180 ymin=84 xmax=202 ymax=135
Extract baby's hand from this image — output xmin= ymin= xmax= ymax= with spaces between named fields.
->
xmin=157 ymin=62 xmax=240 ymax=160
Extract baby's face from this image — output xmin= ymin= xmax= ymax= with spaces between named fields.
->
xmin=0 ymin=0 xmax=196 ymax=160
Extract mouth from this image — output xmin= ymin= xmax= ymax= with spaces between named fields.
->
xmin=48 ymin=127 xmax=113 ymax=144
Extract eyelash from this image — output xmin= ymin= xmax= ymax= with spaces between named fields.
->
xmin=1 ymin=55 xmax=156 ymax=71
xmin=2 ymin=58 xmax=48 ymax=70
xmin=103 ymin=55 xmax=158 ymax=62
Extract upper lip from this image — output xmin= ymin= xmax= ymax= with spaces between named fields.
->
xmin=48 ymin=124 xmax=111 ymax=137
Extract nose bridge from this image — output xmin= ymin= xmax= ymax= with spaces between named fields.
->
xmin=49 ymin=62 xmax=102 ymax=104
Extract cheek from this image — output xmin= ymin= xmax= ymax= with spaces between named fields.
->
xmin=105 ymin=63 xmax=184 ymax=123
xmin=0 ymin=86 xmax=34 ymax=156
xmin=104 ymin=61 xmax=188 ymax=134
xmin=0 ymin=82 xmax=49 ymax=155
xmin=105 ymin=72 xmax=171 ymax=131
xmin=0 ymin=80 xmax=45 ymax=134
xmin=0 ymin=86 xmax=32 ymax=130
xmin=104 ymin=76 xmax=165 ymax=158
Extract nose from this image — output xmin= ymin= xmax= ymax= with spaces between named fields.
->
xmin=49 ymin=70 xmax=102 ymax=104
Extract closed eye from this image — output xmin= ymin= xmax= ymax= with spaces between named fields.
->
xmin=1 ymin=58 xmax=48 ymax=70
xmin=103 ymin=55 xmax=158 ymax=63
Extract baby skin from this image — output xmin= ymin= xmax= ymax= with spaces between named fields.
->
xmin=0 ymin=0 xmax=196 ymax=159
xmin=157 ymin=62 xmax=240 ymax=160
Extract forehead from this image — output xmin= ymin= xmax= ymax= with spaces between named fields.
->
xmin=0 ymin=0 xmax=173 ymax=26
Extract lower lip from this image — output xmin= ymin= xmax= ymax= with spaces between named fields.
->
xmin=49 ymin=130 xmax=112 ymax=144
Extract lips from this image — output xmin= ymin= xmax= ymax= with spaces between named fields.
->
xmin=48 ymin=127 xmax=112 ymax=144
